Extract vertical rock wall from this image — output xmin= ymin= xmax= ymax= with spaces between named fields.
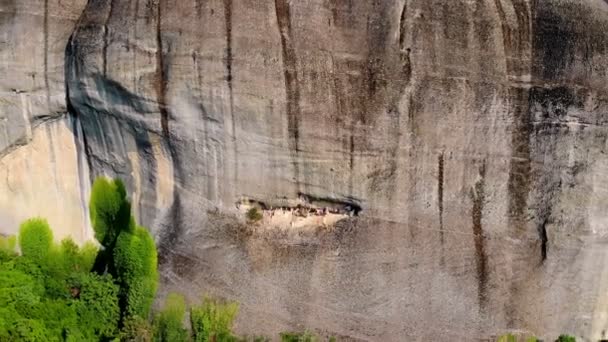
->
xmin=2 ymin=0 xmax=608 ymax=340
xmin=0 ymin=0 xmax=90 ymax=241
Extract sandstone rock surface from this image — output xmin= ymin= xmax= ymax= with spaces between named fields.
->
xmin=3 ymin=0 xmax=608 ymax=340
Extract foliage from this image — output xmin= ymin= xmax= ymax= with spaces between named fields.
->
xmin=119 ymin=315 xmax=154 ymax=342
xmin=18 ymin=218 xmax=53 ymax=266
xmin=246 ymin=208 xmax=263 ymax=222
xmin=153 ymin=293 xmax=188 ymax=342
xmin=70 ymin=272 xmax=121 ymax=339
xmin=0 ymin=235 xmax=16 ymax=261
xmin=280 ymin=332 xmax=316 ymax=342
xmin=497 ymin=334 xmax=517 ymax=342
xmin=90 ymin=177 xmax=132 ymax=245
xmin=114 ymin=226 xmax=158 ymax=319
xmin=191 ymin=297 xmax=239 ymax=342
xmin=556 ymin=335 xmax=576 ymax=342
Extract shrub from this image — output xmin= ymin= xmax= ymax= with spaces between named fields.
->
xmin=280 ymin=332 xmax=316 ymax=342
xmin=70 ymin=272 xmax=121 ymax=339
xmin=497 ymin=334 xmax=517 ymax=342
xmin=153 ymin=293 xmax=188 ymax=342
xmin=114 ymin=226 xmax=158 ymax=319
xmin=191 ymin=297 xmax=239 ymax=342
xmin=556 ymin=335 xmax=576 ymax=342
xmin=18 ymin=218 xmax=53 ymax=266
xmin=246 ymin=208 xmax=263 ymax=222
xmin=90 ymin=177 xmax=133 ymax=247
xmin=0 ymin=235 xmax=16 ymax=260
xmin=120 ymin=315 xmax=154 ymax=342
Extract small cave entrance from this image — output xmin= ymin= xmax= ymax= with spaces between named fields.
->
xmin=235 ymin=193 xmax=361 ymax=229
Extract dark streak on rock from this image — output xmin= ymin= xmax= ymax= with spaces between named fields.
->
xmin=471 ymin=161 xmax=488 ymax=310
xmin=507 ymin=87 xmax=532 ymax=232
xmin=398 ymin=1 xmax=408 ymax=50
xmin=43 ymin=0 xmax=50 ymax=108
xmin=102 ymin=0 xmax=115 ymax=77
xmin=223 ymin=0 xmax=238 ymax=184
xmin=275 ymin=0 xmax=301 ymax=191
xmin=194 ymin=0 xmax=203 ymax=17
xmin=539 ymin=217 xmax=549 ymax=261
xmin=438 ymin=152 xmax=445 ymax=246
xmin=155 ymin=0 xmax=169 ymax=137
xmin=499 ymin=1 xmax=533 ymax=233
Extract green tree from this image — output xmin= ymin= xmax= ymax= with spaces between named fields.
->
xmin=70 ymin=272 xmax=121 ymax=339
xmin=190 ymin=297 xmax=239 ymax=342
xmin=556 ymin=335 xmax=576 ymax=342
xmin=114 ymin=226 xmax=158 ymax=319
xmin=90 ymin=177 xmax=133 ymax=274
xmin=18 ymin=218 xmax=53 ymax=266
xmin=153 ymin=293 xmax=188 ymax=342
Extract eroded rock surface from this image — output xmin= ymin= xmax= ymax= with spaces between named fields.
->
xmin=0 ymin=0 xmax=90 ymax=241
xmin=3 ymin=0 xmax=608 ymax=340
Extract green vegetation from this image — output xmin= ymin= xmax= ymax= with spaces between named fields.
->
xmin=154 ymin=293 xmax=188 ymax=342
xmin=280 ymin=332 xmax=317 ymax=342
xmin=114 ymin=225 xmax=158 ymax=319
xmin=191 ymin=297 xmax=239 ymax=342
xmin=19 ymin=218 xmax=53 ymax=264
xmin=497 ymin=334 xmax=574 ymax=342
xmin=246 ymin=207 xmax=263 ymax=222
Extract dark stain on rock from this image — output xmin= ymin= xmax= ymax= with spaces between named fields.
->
xmin=102 ymin=0 xmax=114 ymax=77
xmin=438 ymin=152 xmax=445 ymax=246
xmin=155 ymin=0 xmax=169 ymax=137
xmin=507 ymin=87 xmax=532 ymax=232
xmin=157 ymin=195 xmax=184 ymax=268
xmin=194 ymin=0 xmax=203 ymax=17
xmin=223 ymin=0 xmax=238 ymax=185
xmin=274 ymin=0 xmax=301 ymax=191
xmin=398 ymin=1 xmax=408 ymax=49
xmin=471 ymin=160 xmax=488 ymax=310
xmin=533 ymin=2 xmax=576 ymax=81
xmin=43 ymin=0 xmax=50 ymax=108
xmin=538 ymin=217 xmax=549 ymax=261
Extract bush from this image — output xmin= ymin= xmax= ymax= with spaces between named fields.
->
xmin=246 ymin=208 xmax=263 ymax=222
xmin=70 ymin=272 xmax=121 ymax=339
xmin=280 ymin=332 xmax=316 ymax=342
xmin=114 ymin=226 xmax=158 ymax=319
xmin=153 ymin=293 xmax=188 ymax=342
xmin=191 ymin=297 xmax=239 ymax=342
xmin=18 ymin=218 xmax=53 ymax=266
xmin=120 ymin=315 xmax=154 ymax=342
xmin=497 ymin=334 xmax=517 ymax=342
xmin=90 ymin=177 xmax=136 ymax=276
xmin=0 ymin=235 xmax=16 ymax=261
xmin=556 ymin=335 xmax=576 ymax=342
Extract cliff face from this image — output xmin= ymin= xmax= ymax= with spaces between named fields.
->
xmin=0 ymin=0 xmax=91 ymax=241
xmin=3 ymin=0 xmax=608 ymax=340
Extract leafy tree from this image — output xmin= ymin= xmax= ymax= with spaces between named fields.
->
xmin=70 ymin=272 xmax=121 ymax=339
xmin=153 ymin=293 xmax=188 ymax=342
xmin=556 ymin=335 xmax=576 ymax=342
xmin=114 ymin=226 xmax=158 ymax=319
xmin=90 ymin=177 xmax=133 ymax=274
xmin=191 ymin=297 xmax=239 ymax=342
xmin=18 ymin=218 xmax=53 ymax=266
